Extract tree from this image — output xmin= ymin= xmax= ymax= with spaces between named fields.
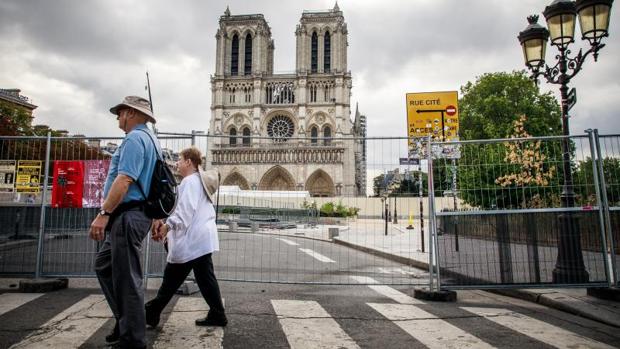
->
xmin=457 ymin=71 xmax=563 ymax=209
xmin=0 ymin=100 xmax=33 ymax=136
xmin=573 ymin=157 xmax=620 ymax=206
xmin=459 ymin=71 xmax=561 ymax=140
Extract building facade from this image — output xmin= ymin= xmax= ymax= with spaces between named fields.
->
xmin=207 ymin=4 xmax=366 ymax=197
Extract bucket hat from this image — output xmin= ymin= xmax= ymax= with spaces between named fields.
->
xmin=109 ymin=95 xmax=156 ymax=124
xmin=198 ymin=167 xmax=219 ymax=203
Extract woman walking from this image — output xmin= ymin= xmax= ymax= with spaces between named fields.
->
xmin=145 ymin=147 xmax=227 ymax=328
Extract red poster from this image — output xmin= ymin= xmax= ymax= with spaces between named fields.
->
xmin=82 ymin=160 xmax=110 ymax=208
xmin=51 ymin=161 xmax=84 ymax=208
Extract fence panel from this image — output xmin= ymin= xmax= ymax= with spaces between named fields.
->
xmin=431 ymin=135 xmax=609 ymax=288
xmin=594 ymin=134 xmax=620 ymax=286
xmin=190 ymin=134 xmax=430 ymax=285
xmin=0 ymin=137 xmax=49 ymax=275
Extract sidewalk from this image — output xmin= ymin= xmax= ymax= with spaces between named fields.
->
xmin=261 ymin=219 xmax=620 ymax=328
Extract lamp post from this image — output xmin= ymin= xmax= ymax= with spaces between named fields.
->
xmin=518 ymin=0 xmax=613 ymax=283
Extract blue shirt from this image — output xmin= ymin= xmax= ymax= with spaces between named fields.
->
xmin=103 ymin=124 xmax=161 ymax=203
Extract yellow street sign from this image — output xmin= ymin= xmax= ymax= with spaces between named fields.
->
xmin=406 ymin=91 xmax=459 ymax=142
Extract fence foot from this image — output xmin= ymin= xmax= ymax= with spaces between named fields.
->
xmin=414 ymin=288 xmax=457 ymax=302
xmin=587 ymin=287 xmax=620 ymax=302
xmin=19 ymin=278 xmax=68 ymax=293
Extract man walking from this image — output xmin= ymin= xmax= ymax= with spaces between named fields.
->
xmin=89 ymin=96 xmax=160 ymax=348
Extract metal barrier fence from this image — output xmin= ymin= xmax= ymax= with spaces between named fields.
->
xmin=593 ymin=132 xmax=620 ymax=287
xmin=2 ymin=131 xmax=617 ymax=288
xmin=429 ymin=131 xmax=614 ymax=289
xmin=0 ymin=134 xmax=432 ymax=286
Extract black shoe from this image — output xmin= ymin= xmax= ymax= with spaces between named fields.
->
xmin=105 ymin=321 xmax=119 ymax=343
xmin=195 ymin=311 xmax=228 ymax=327
xmin=145 ymin=302 xmax=161 ymax=328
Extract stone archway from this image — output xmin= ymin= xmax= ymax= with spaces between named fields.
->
xmin=223 ymin=172 xmax=250 ymax=190
xmin=258 ymin=166 xmax=295 ymax=191
xmin=305 ymin=169 xmax=335 ymax=197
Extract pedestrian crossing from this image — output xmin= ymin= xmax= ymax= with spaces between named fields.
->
xmin=1 ymin=282 xmax=618 ymax=349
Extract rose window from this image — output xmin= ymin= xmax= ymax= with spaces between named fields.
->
xmin=267 ymin=115 xmax=294 ymax=142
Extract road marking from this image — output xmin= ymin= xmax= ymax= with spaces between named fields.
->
xmin=0 ymin=293 xmax=44 ymax=316
xmin=276 ymin=238 xmax=299 ymax=246
xmin=153 ymin=297 xmax=224 ymax=349
xmin=350 ymin=276 xmax=422 ymax=304
xmin=461 ymin=307 xmax=616 ymax=349
xmin=11 ymin=294 xmax=111 ymax=349
xmin=369 ymin=303 xmax=495 ymax=349
xmin=298 ymin=248 xmax=335 ymax=263
xmin=271 ymin=300 xmax=359 ymax=349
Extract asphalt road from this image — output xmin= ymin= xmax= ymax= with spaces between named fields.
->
xmin=0 ymin=231 xmax=427 ymax=286
xmin=1 ymin=281 xmax=619 ymax=348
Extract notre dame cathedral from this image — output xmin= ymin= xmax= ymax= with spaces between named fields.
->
xmin=206 ymin=4 xmax=367 ymax=197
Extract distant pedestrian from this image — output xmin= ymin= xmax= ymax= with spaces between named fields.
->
xmin=145 ymin=147 xmax=227 ymax=328
xmin=89 ymin=95 xmax=160 ymax=348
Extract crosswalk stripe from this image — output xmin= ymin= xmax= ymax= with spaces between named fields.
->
xmin=0 ymin=293 xmax=44 ymax=317
xmin=298 ymin=248 xmax=335 ymax=263
xmin=350 ymin=276 xmax=422 ymax=304
xmin=276 ymin=238 xmax=299 ymax=246
xmin=368 ymin=303 xmax=495 ymax=349
xmin=153 ymin=297 xmax=224 ymax=349
xmin=271 ymin=300 xmax=359 ymax=349
xmin=10 ymin=294 xmax=111 ymax=349
xmin=461 ymin=307 xmax=616 ymax=349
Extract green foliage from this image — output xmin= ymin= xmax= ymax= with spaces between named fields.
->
xmin=457 ymin=71 xmax=564 ymax=209
xmin=0 ymin=100 xmax=33 ymax=136
xmin=459 ymin=71 xmax=561 ymax=140
xmin=319 ymin=201 xmax=359 ymax=217
xmin=574 ymin=157 xmax=620 ymax=206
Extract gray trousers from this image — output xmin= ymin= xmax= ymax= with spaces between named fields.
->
xmin=95 ymin=209 xmax=151 ymax=348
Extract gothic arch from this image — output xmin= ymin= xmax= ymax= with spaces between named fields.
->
xmin=258 ymin=166 xmax=296 ymax=191
xmin=241 ymin=28 xmax=256 ymax=39
xmin=261 ymin=110 xmax=297 ymax=134
xmin=223 ymin=172 xmax=250 ymax=190
xmin=224 ymin=113 xmax=249 ymax=131
xmin=305 ymin=169 xmax=335 ymax=197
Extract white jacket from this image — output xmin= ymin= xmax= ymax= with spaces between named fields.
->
xmin=165 ymin=172 xmax=219 ymax=264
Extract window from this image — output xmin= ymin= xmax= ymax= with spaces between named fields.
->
xmin=324 ymin=31 xmax=331 ymax=73
xmin=242 ymin=127 xmax=251 ymax=145
xmin=311 ymin=32 xmax=318 ymax=73
xmin=310 ymin=126 xmax=318 ymax=144
xmin=231 ymin=34 xmax=239 ymax=76
xmin=323 ymin=126 xmax=331 ymax=145
xmin=244 ymin=34 xmax=252 ymax=75
xmin=310 ymin=84 xmax=317 ymax=103
xmin=229 ymin=127 xmax=237 ymax=146
xmin=267 ymin=115 xmax=295 ymax=142
xmin=229 ymin=88 xmax=236 ymax=104
xmin=324 ymin=85 xmax=330 ymax=102
xmin=245 ymin=87 xmax=252 ymax=103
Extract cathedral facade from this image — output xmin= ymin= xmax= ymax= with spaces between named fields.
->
xmin=206 ymin=4 xmax=366 ymax=197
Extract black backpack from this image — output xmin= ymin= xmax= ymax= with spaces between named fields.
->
xmin=136 ymin=129 xmax=178 ymax=219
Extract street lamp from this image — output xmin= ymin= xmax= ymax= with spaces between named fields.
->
xmin=518 ymin=0 xmax=613 ymax=283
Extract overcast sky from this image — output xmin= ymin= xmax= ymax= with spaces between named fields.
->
xmin=1 ymin=0 xmax=619 ymax=139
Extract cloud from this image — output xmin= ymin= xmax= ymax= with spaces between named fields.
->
xmin=0 ymin=0 xmax=618 ymax=140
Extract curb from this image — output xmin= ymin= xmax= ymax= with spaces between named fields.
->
xmin=333 ymin=238 xmax=429 ymax=271
xmin=331 ymin=238 xmax=620 ymax=328
xmin=19 ymin=278 xmax=69 ymax=293
xmin=489 ymin=289 xmax=620 ymax=329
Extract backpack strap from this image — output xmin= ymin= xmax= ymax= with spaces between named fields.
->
xmin=134 ymin=128 xmax=161 ymax=200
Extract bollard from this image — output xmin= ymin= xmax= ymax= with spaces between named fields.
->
xmin=328 ymin=227 xmax=339 ymax=239
xmin=251 ymin=222 xmax=259 ymax=233
xmin=229 ymin=221 xmax=238 ymax=233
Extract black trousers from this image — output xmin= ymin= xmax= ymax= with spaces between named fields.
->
xmin=147 ymin=253 xmax=225 ymax=316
